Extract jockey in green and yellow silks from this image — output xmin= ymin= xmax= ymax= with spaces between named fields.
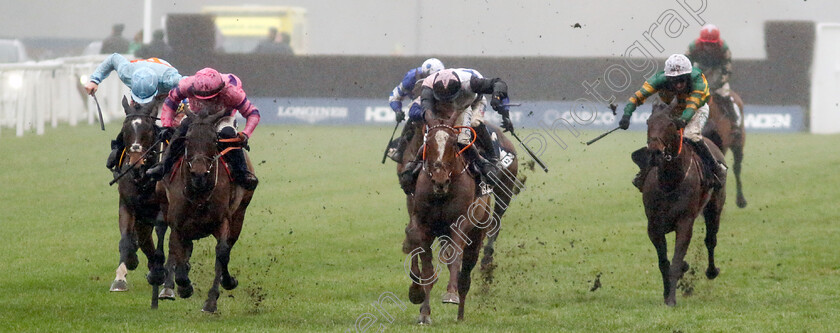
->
xmin=619 ymin=54 xmax=726 ymax=191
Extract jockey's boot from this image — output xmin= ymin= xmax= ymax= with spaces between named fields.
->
xmin=398 ymin=146 xmax=424 ymax=195
xmin=106 ymin=132 xmax=124 ymax=171
xmin=473 ymin=123 xmax=499 ymax=168
xmin=632 ymin=167 xmax=649 ymax=192
xmin=146 ymin=136 xmax=184 ymax=181
xmin=461 ymin=143 xmax=497 ymax=192
xmin=718 ymin=97 xmax=741 ymax=138
xmin=388 ymin=118 xmax=418 ymax=163
xmin=694 ymin=139 xmax=727 ymax=190
xmin=223 ymin=148 xmax=259 ymax=191
xmin=630 ymin=147 xmax=650 ymax=192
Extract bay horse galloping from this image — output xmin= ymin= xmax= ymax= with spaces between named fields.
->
xmin=703 ymin=89 xmax=747 ymax=208
xmin=111 ymin=96 xmax=171 ymax=304
xmin=641 ymin=100 xmax=726 ymax=307
xmin=159 ymin=106 xmax=255 ymax=313
xmin=403 ymin=119 xmax=493 ymax=324
xmin=395 ymin=120 xmax=519 ymax=275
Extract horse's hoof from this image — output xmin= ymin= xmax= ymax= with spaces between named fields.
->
xmin=417 ymin=314 xmax=432 ymax=325
xmin=110 ymin=279 xmax=128 ymax=292
xmin=736 ymin=197 xmax=748 ymax=208
xmin=706 ymin=267 xmax=720 ymax=280
xmin=177 ymin=284 xmax=194 ymax=299
xmin=441 ymin=292 xmax=460 ymax=304
xmin=202 ymin=301 xmax=218 ymax=314
xmin=408 ymin=284 xmax=425 ymax=304
xmin=665 ymin=298 xmax=676 ymax=307
xmin=126 ymin=254 xmax=139 ymax=271
xmin=221 ymin=276 xmax=238 ymax=290
xmin=159 ymin=288 xmax=176 ymax=300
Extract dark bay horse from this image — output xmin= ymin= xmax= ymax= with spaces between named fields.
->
xmin=641 ymin=100 xmax=726 ymax=306
xmin=158 ymin=106 xmax=255 ymax=313
xmin=403 ymin=120 xmax=493 ymax=324
xmin=111 ymin=96 xmax=171 ymax=305
xmin=704 ymin=91 xmax=747 ymax=208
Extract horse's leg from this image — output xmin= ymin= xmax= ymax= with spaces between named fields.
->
xmin=111 ymin=203 xmax=137 ymax=292
xmin=441 ymin=233 xmax=467 ymax=305
xmin=480 ymin=194 xmax=507 ymax=273
xmin=731 ymin=142 xmax=747 ymax=208
xmin=458 ymin=228 xmax=484 ymax=321
xmin=417 ymin=237 xmax=436 ymax=325
xmin=667 ymin=220 xmax=694 ymax=307
xmin=404 ymin=217 xmax=428 ymax=305
xmin=134 ymin=221 xmax=164 ymax=287
xmin=169 ymin=229 xmax=194 ymax=299
xmin=648 ymin=223 xmax=670 ymax=305
xmin=703 ymin=193 xmax=724 ymax=280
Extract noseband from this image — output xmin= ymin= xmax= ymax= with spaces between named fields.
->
xmin=421 ymin=124 xmax=475 ymax=178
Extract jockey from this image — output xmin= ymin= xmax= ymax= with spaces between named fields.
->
xmin=399 ymin=68 xmax=513 ymax=194
xmin=619 ymin=54 xmax=726 ymax=190
xmin=84 ymin=53 xmax=183 ymax=172
xmin=685 ymin=24 xmax=740 ymax=136
xmin=145 ymin=67 xmax=260 ymax=191
xmin=386 ymin=58 xmax=444 ymax=162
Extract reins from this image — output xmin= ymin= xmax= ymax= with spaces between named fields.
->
xmin=421 ymin=124 xmax=474 ymax=177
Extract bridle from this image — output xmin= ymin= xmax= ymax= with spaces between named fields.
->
xmin=421 ymin=124 xmax=475 ymax=178
xmin=119 ymin=112 xmax=161 ymax=178
xmin=648 ymin=128 xmax=683 ymax=162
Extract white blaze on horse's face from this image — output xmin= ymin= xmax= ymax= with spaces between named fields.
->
xmin=435 ymin=130 xmax=449 ymax=163
xmin=130 ymin=119 xmax=143 ymax=152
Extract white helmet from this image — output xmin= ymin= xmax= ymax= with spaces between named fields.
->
xmin=664 ymin=54 xmax=692 ymax=77
xmin=420 ymin=58 xmax=444 ymax=76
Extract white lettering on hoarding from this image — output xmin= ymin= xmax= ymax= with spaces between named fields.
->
xmin=277 ymin=106 xmax=348 ymax=124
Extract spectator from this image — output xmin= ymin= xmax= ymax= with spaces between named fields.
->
xmin=277 ymin=32 xmax=294 ymax=55
xmin=253 ymin=27 xmax=294 ymax=55
xmin=100 ymin=24 xmax=130 ymax=54
xmin=128 ymin=30 xmax=143 ymax=55
xmin=135 ymin=30 xmax=174 ymax=60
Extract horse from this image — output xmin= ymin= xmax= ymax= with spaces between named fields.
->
xmin=700 ymin=67 xmax=747 ymax=208
xmin=395 ymin=102 xmax=520 ymax=277
xmin=704 ymin=91 xmax=747 ymax=208
xmin=110 ymin=96 xmax=172 ymax=306
xmin=640 ymin=100 xmax=726 ymax=307
xmin=403 ymin=111 xmax=493 ymax=324
xmin=158 ymin=105 xmax=256 ymax=313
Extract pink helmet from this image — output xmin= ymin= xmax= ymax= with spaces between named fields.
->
xmin=190 ymin=68 xmax=225 ymax=99
xmin=432 ymin=69 xmax=461 ymax=102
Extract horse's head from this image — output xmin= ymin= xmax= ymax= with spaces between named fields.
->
xmin=119 ymin=96 xmax=158 ymax=169
xmin=423 ymin=124 xmax=469 ymax=197
xmin=646 ymin=100 xmax=683 ymax=163
xmin=183 ymin=105 xmax=227 ymax=190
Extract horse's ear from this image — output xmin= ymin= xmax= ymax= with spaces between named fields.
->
xmin=121 ymin=96 xmax=131 ymax=114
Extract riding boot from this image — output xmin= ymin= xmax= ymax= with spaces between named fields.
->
xmin=106 ymin=132 xmax=125 ymax=170
xmin=398 ymin=146 xmax=424 ymax=195
xmin=472 ymin=123 xmax=499 ymax=168
xmin=693 ymin=139 xmax=727 ymax=189
xmin=630 ymin=147 xmax=651 ymax=192
xmin=388 ymin=118 xmax=418 ymax=163
xmin=221 ymin=148 xmax=257 ymax=190
xmin=461 ymin=143 xmax=497 ymax=194
xmin=726 ymin=98 xmax=742 ymax=138
xmin=146 ymin=136 xmax=184 ymax=181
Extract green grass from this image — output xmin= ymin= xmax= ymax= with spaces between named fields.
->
xmin=1 ymin=124 xmax=838 ymax=332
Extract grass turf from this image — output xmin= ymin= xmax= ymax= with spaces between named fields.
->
xmin=0 ymin=124 xmax=838 ymax=332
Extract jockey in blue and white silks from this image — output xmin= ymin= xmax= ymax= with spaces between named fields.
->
xmin=385 ymin=58 xmax=444 ymax=163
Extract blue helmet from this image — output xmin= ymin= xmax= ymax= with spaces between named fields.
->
xmin=130 ymin=67 xmax=159 ymax=104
